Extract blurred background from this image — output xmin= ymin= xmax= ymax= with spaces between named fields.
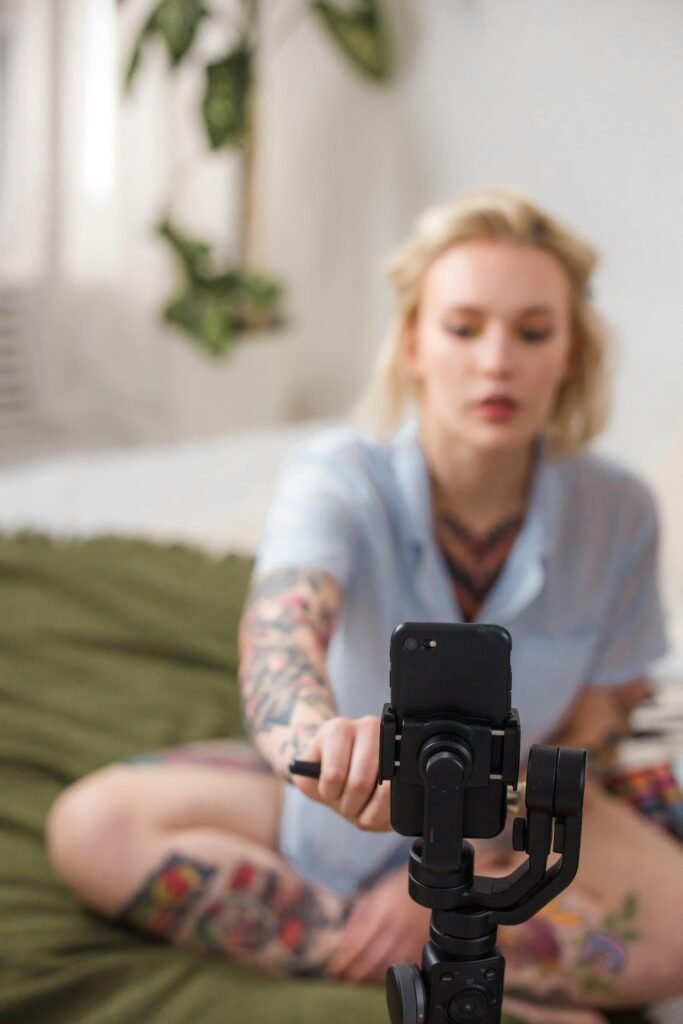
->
xmin=1 ymin=0 xmax=682 ymax=629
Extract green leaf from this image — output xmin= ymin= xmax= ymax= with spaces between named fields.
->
xmin=312 ymin=0 xmax=393 ymax=82
xmin=157 ymin=218 xmax=284 ymax=353
xmin=125 ymin=0 xmax=209 ymax=90
xmin=157 ymin=219 xmax=212 ymax=282
xmin=202 ymin=46 xmax=252 ymax=150
xmin=620 ymin=929 xmax=642 ymax=943
xmin=125 ymin=35 xmax=146 ymax=90
xmin=233 ymin=268 xmax=283 ymax=327
xmin=164 ymin=287 xmax=239 ymax=356
xmin=163 ymin=272 xmax=283 ymax=354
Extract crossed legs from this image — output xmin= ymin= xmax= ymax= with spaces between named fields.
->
xmin=46 ymin=742 xmax=683 ymax=1019
xmin=46 ymin=741 xmax=350 ymax=976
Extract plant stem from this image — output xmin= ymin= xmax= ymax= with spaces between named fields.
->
xmin=239 ymin=0 xmax=259 ymax=267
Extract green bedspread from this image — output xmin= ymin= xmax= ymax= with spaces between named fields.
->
xmin=0 ymin=534 xmax=387 ymax=1024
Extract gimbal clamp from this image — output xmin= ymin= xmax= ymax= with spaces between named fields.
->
xmin=378 ymin=704 xmax=586 ymax=1024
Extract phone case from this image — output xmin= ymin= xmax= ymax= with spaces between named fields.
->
xmin=389 ymin=621 xmax=512 ymax=839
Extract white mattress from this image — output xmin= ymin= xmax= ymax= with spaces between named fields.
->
xmin=0 ymin=421 xmax=330 ymax=556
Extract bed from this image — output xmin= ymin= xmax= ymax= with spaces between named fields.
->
xmin=1 ymin=422 xmax=681 ymax=1024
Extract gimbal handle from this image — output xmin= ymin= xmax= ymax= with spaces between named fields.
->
xmin=466 ymin=744 xmax=586 ymax=926
xmin=382 ymin=706 xmax=585 ymax=1024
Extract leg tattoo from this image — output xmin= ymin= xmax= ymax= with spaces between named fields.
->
xmin=500 ymin=890 xmax=641 ymax=1004
xmin=121 ymin=853 xmax=351 ymax=975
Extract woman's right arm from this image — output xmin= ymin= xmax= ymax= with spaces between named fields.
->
xmin=238 ymin=566 xmax=390 ymax=830
xmin=238 ymin=566 xmax=341 ymax=777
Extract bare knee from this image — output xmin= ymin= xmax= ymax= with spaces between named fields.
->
xmin=45 ymin=766 xmax=144 ymax=915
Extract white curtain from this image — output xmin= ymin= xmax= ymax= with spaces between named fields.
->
xmin=3 ymin=0 xmax=298 ymax=451
xmin=0 ymin=0 xmax=53 ymax=455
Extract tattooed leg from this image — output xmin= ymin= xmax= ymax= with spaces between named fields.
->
xmin=499 ymin=888 xmax=641 ymax=1006
xmin=48 ymin=751 xmax=347 ymax=974
xmin=501 ymin=997 xmax=608 ymax=1024
xmin=46 ymin=760 xmax=285 ymax=917
xmin=482 ymin=784 xmax=683 ymax=1011
xmin=121 ymin=844 xmax=351 ymax=976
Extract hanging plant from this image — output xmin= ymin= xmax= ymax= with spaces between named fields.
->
xmin=159 ymin=219 xmax=283 ymax=356
xmin=125 ymin=0 xmax=211 ymax=90
xmin=121 ymin=0 xmax=394 ymax=357
xmin=312 ymin=0 xmax=393 ymax=81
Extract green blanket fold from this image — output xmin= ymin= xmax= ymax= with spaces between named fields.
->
xmin=0 ymin=535 xmax=386 ymax=1024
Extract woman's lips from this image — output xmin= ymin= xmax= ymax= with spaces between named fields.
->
xmin=477 ymin=397 xmax=519 ymax=421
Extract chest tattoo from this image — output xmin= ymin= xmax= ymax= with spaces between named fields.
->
xmin=434 ymin=507 xmax=523 ymax=621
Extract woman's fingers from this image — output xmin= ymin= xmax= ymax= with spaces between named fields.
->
xmin=325 ymin=898 xmax=376 ymax=978
xmin=342 ymin=928 xmax=397 ymax=983
xmin=327 ymin=869 xmax=426 ymax=983
xmin=613 ymin=676 xmax=653 ymax=714
xmin=356 ymin=779 xmax=391 ymax=831
xmin=339 ymin=716 xmax=381 ymax=820
xmin=326 ymin=887 xmax=394 ymax=982
xmin=293 ymin=716 xmax=383 ymax=824
xmin=316 ymin=718 xmax=354 ymax=803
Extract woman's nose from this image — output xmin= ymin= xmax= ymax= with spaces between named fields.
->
xmin=478 ymin=330 xmax=515 ymax=377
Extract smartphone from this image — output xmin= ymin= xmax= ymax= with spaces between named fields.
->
xmin=389 ymin=621 xmax=512 ymax=839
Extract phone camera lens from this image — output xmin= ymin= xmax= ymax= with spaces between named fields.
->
xmin=403 ymin=637 xmax=419 ymax=651
xmin=447 ymin=986 xmax=489 ymax=1023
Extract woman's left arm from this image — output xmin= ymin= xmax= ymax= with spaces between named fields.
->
xmin=544 ymin=676 xmax=654 ymax=752
xmin=551 ymin=477 xmax=667 ymax=754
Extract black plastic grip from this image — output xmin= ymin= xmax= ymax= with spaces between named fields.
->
xmin=289 ymin=759 xmax=321 ymax=779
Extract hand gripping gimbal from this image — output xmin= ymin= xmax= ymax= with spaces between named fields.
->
xmin=378 ymin=703 xmax=586 ymax=1024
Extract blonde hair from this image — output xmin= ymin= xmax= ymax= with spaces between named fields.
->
xmin=357 ymin=189 xmax=613 ymax=455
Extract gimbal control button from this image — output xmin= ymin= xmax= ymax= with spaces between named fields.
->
xmin=448 ymin=986 xmax=489 ymax=1022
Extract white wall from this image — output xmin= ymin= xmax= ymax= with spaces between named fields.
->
xmin=263 ymin=0 xmax=683 ymax=471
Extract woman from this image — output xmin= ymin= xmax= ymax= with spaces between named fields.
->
xmin=47 ymin=191 xmax=683 ymax=1024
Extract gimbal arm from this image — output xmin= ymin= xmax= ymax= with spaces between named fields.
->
xmin=465 ymin=744 xmax=586 ymax=925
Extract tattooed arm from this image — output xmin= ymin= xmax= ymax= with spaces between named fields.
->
xmin=238 ymin=567 xmax=341 ymax=777
xmin=238 ymin=566 xmax=390 ymax=830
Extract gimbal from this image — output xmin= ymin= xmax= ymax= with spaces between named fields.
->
xmin=377 ymin=703 xmax=586 ymax=1024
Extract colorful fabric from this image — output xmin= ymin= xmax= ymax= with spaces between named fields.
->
xmin=603 ymin=763 xmax=683 ymax=842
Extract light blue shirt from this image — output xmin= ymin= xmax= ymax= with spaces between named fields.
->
xmin=255 ymin=421 xmax=668 ymax=895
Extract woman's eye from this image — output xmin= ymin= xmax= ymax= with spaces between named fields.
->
xmin=519 ymin=327 xmax=553 ymax=343
xmin=444 ymin=323 xmax=478 ymax=338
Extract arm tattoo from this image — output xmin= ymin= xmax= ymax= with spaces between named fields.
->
xmin=238 ymin=567 xmax=342 ymax=774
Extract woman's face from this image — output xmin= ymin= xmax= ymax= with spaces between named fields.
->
xmin=407 ymin=240 xmax=574 ymax=453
